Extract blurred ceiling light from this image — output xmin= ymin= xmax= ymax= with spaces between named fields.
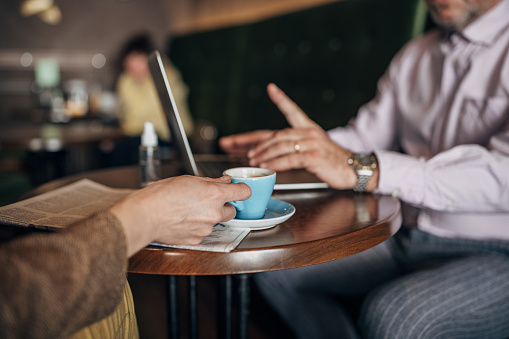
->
xmin=20 ymin=0 xmax=53 ymax=16
xmin=20 ymin=0 xmax=62 ymax=26
xmin=20 ymin=52 xmax=34 ymax=67
xmin=38 ymin=5 xmax=62 ymax=25
xmin=91 ymin=54 xmax=107 ymax=69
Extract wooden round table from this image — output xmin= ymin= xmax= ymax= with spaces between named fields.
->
xmin=131 ymin=190 xmax=400 ymax=276
xmin=26 ymin=163 xmax=402 ymax=339
xmin=27 ymin=163 xmax=401 ymax=275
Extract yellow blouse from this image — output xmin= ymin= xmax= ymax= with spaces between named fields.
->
xmin=116 ymin=61 xmax=194 ymax=141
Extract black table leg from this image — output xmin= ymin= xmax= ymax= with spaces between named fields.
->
xmin=189 ymin=276 xmax=198 ymax=339
xmin=169 ymin=274 xmax=251 ymax=339
xmin=168 ymin=275 xmax=179 ymax=339
xmin=238 ymin=274 xmax=251 ymax=339
xmin=219 ymin=275 xmax=233 ymax=339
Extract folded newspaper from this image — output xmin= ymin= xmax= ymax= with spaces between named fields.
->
xmin=0 ymin=179 xmax=249 ymax=253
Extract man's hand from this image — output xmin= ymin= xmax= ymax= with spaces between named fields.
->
xmin=219 ymin=130 xmax=275 ymax=156
xmin=221 ymin=83 xmax=359 ymax=190
xmin=109 ymin=175 xmax=251 ymax=257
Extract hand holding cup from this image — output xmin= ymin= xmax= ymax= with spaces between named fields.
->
xmin=224 ymin=167 xmax=276 ymax=220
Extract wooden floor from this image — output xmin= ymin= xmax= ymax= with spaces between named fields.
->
xmin=128 ymin=273 xmax=296 ymax=339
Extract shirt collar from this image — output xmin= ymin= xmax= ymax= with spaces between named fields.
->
xmin=461 ymin=0 xmax=509 ymax=46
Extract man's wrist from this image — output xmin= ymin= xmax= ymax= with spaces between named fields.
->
xmin=348 ymin=153 xmax=378 ymax=193
xmin=366 ymin=166 xmax=379 ymax=192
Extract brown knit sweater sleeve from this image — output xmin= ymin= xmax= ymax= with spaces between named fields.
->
xmin=0 ymin=211 xmax=128 ymax=339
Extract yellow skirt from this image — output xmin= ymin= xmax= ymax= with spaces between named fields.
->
xmin=71 ymin=281 xmax=139 ymax=339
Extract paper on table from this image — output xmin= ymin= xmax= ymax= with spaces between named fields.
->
xmin=0 ymin=179 xmax=250 ymax=252
xmin=151 ymin=224 xmax=250 ymax=253
xmin=0 ymin=179 xmax=133 ymax=230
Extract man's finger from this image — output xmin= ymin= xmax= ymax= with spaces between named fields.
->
xmin=267 ymin=83 xmax=320 ymax=129
xmin=219 ymin=130 xmax=274 ymax=152
xmin=259 ymin=152 xmax=307 ymax=172
xmin=247 ymin=128 xmax=306 ymax=159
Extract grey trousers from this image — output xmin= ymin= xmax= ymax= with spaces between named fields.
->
xmin=254 ymin=228 xmax=509 ymax=339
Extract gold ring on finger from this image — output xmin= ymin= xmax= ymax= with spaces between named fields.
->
xmin=294 ymin=143 xmax=301 ymax=153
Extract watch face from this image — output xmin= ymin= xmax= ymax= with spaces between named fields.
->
xmin=350 ymin=153 xmax=376 ymax=170
xmin=356 ymin=154 xmax=373 ymax=166
xmin=349 ymin=153 xmax=376 ymax=192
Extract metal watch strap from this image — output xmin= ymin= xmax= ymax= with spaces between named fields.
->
xmin=348 ymin=153 xmax=376 ymax=193
xmin=353 ymin=174 xmax=370 ymax=193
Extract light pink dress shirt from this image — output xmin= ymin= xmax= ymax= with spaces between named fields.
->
xmin=328 ymin=0 xmax=509 ymax=240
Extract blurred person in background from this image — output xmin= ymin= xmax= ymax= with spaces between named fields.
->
xmin=109 ymin=33 xmax=194 ymax=166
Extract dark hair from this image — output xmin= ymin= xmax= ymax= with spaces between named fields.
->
xmin=113 ymin=33 xmax=156 ymax=86
xmin=119 ymin=33 xmax=155 ymax=61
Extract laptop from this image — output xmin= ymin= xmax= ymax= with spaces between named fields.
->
xmin=148 ymin=50 xmax=328 ymax=190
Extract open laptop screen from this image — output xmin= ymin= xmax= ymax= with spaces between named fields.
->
xmin=148 ymin=50 xmax=328 ymax=190
xmin=148 ymin=50 xmax=200 ymax=176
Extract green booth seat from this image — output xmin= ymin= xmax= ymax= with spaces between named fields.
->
xmin=168 ymin=0 xmax=427 ymax=141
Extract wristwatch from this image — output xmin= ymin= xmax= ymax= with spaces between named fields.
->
xmin=348 ymin=153 xmax=377 ymax=193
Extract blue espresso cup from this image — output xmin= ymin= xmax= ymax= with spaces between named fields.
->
xmin=223 ymin=167 xmax=276 ymax=220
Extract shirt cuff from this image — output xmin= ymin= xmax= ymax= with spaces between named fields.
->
xmin=374 ymin=150 xmax=426 ymax=205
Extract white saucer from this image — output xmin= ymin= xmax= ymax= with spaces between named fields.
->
xmin=220 ymin=199 xmax=296 ymax=230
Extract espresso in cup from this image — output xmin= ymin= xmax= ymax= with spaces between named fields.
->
xmin=223 ymin=167 xmax=276 ymax=219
